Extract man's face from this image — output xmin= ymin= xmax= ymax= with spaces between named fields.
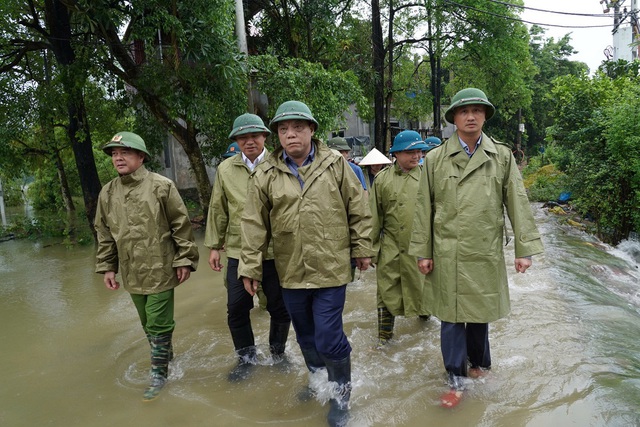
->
xmin=277 ymin=119 xmax=314 ymax=161
xmin=453 ymin=104 xmax=486 ymax=137
xmin=111 ymin=147 xmax=145 ymax=175
xmin=236 ymin=132 xmax=266 ymax=161
xmin=338 ymin=150 xmax=350 ymax=161
xmin=394 ymin=149 xmax=421 ymax=171
xmin=370 ymin=163 xmax=386 ymax=174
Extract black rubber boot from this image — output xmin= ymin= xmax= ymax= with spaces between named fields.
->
xmin=268 ymin=321 xmax=291 ymax=361
xmin=377 ymin=307 xmax=395 ymax=346
xmin=228 ymin=325 xmax=257 ymax=382
xmin=297 ymin=346 xmax=326 ymax=402
xmin=143 ymin=333 xmax=172 ymax=401
xmin=324 ymin=355 xmax=352 ymax=427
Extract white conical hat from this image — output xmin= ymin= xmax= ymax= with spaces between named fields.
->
xmin=357 ymin=148 xmax=392 ymax=166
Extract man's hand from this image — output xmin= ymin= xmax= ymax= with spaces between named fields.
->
xmin=242 ymin=276 xmax=259 ymax=296
xmin=176 ymin=266 xmax=191 ymax=283
xmin=514 ymin=257 xmax=532 ymax=273
xmin=417 ymin=258 xmax=433 ymax=275
xmin=208 ymin=249 xmax=223 ymax=272
xmin=104 ymin=271 xmax=120 ymax=290
xmin=355 ymin=257 xmax=371 ymax=271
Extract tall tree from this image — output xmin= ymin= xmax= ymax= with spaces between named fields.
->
xmin=1 ymin=0 xmax=103 ymax=235
xmin=524 ymin=25 xmax=586 ymax=153
xmin=78 ymin=0 xmax=246 ymax=214
xmin=548 ymin=69 xmax=640 ymax=244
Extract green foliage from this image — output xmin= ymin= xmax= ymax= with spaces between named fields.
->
xmin=523 ymin=26 xmax=587 ymax=155
xmin=521 ymin=160 xmax=569 ymax=202
xmin=390 ymin=55 xmax=433 ymax=124
xmin=249 ymin=55 xmax=370 ymax=135
xmin=547 ymin=70 xmax=640 ymax=244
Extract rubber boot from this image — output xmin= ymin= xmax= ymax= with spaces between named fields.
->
xmin=143 ymin=333 xmax=172 ymax=401
xmin=147 ymin=333 xmax=173 ymax=361
xmin=228 ymin=325 xmax=257 ymax=382
xmin=377 ymin=307 xmax=395 ymax=347
xmin=297 ymin=346 xmax=326 ymax=402
xmin=268 ymin=321 xmax=291 ymax=362
xmin=325 ymin=355 xmax=352 ymax=427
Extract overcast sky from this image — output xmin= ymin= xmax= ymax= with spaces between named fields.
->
xmin=522 ymin=0 xmax=620 ymax=73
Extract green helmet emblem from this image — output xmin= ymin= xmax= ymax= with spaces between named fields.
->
xmin=228 ymin=113 xmax=271 ymax=140
xmin=444 ymin=88 xmax=495 ymax=124
xmin=269 ymin=100 xmax=319 ymax=133
xmin=102 ymin=131 xmax=151 ymax=161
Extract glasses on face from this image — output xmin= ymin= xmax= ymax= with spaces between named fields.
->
xmin=277 ymin=121 xmax=308 ymax=135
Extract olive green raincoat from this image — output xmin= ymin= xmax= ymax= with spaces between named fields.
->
xmin=238 ymin=142 xmax=374 ymax=288
xmin=95 ymin=166 xmax=199 ymax=295
xmin=370 ymin=163 xmax=428 ymax=316
xmin=204 ymin=153 xmax=273 ymax=259
xmin=410 ymin=132 xmax=543 ymax=323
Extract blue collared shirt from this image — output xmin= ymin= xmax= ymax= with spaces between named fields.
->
xmin=283 ymin=144 xmax=315 ymax=188
xmin=459 ymin=135 xmax=482 ymax=157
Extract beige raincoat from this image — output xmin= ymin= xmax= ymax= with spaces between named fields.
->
xmin=238 ymin=142 xmax=373 ymax=288
xmin=95 ymin=166 xmax=199 ymax=294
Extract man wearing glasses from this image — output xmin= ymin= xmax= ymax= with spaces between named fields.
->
xmin=238 ymin=101 xmax=373 ymax=427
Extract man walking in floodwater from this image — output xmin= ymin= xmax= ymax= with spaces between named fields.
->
xmin=410 ymin=88 xmax=543 ymax=408
xmin=370 ymin=130 xmax=432 ymax=348
xmin=94 ymin=132 xmax=199 ymax=401
xmin=238 ymin=100 xmax=373 ymax=427
xmin=205 ymin=113 xmax=291 ymax=382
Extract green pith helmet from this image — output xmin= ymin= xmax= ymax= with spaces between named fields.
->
xmin=268 ymin=100 xmax=319 ymax=133
xmin=389 ymin=130 xmax=425 ymax=153
xmin=102 ymin=131 xmax=151 ymax=161
xmin=327 ymin=136 xmax=351 ymax=151
xmin=444 ymin=87 xmax=495 ymax=124
xmin=228 ymin=113 xmax=271 ymax=140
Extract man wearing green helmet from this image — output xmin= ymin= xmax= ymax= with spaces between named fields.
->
xmin=410 ymin=88 xmax=543 ymax=408
xmin=94 ymin=131 xmax=199 ymax=401
xmin=370 ymin=130 xmax=432 ymax=349
xmin=205 ymin=113 xmax=291 ymax=382
xmin=238 ymin=101 xmax=374 ymax=427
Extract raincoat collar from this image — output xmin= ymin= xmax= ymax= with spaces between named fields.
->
xmin=119 ymin=165 xmax=149 ymax=185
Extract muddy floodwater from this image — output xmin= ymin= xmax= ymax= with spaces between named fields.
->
xmin=2 ymin=205 xmax=639 ymax=427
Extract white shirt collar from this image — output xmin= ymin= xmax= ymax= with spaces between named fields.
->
xmin=242 ymin=148 xmax=267 ymax=171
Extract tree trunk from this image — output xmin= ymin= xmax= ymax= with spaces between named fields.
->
xmin=384 ymin=2 xmax=395 ymax=153
xmin=372 ymin=0 xmax=385 ymax=152
xmin=45 ymin=0 xmax=102 ymax=238
xmin=139 ymin=92 xmax=213 ymax=218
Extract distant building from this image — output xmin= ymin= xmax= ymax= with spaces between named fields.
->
xmin=610 ymin=0 xmax=640 ymax=62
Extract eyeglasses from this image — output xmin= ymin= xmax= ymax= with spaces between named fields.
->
xmin=278 ymin=122 xmax=308 ymax=135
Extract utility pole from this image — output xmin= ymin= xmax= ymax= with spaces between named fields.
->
xmin=234 ymin=0 xmax=254 ymax=112
xmin=0 ymin=178 xmax=7 ymax=227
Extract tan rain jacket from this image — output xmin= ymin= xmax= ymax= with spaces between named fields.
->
xmin=95 ymin=166 xmax=199 ymax=294
xmin=204 ymin=153 xmax=273 ymax=260
xmin=238 ymin=141 xmax=374 ymax=288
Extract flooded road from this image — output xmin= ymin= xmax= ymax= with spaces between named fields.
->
xmin=1 ymin=204 xmax=639 ymax=426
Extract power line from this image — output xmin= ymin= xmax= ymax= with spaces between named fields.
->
xmin=486 ymin=0 xmax=612 ymax=18
xmin=444 ymin=0 xmax=613 ymax=29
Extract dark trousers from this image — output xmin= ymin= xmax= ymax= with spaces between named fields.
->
xmin=281 ymin=285 xmax=351 ymax=361
xmin=226 ymin=258 xmax=290 ymax=329
xmin=440 ymin=321 xmax=491 ymax=377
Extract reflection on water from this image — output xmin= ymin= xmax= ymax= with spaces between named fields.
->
xmin=1 ymin=205 xmax=639 ymax=427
